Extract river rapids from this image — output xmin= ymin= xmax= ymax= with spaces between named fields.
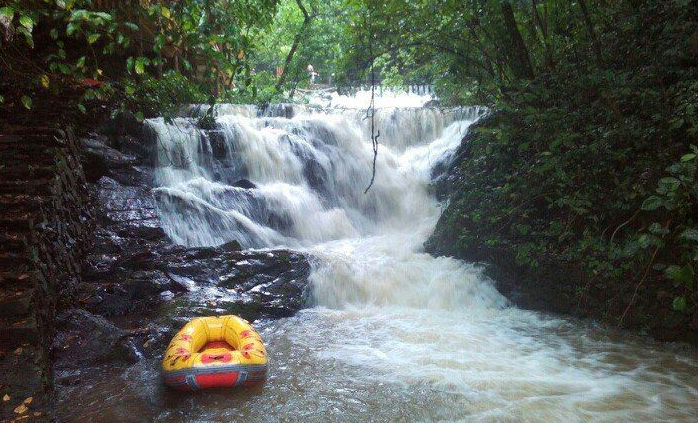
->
xmin=64 ymin=91 xmax=698 ymax=422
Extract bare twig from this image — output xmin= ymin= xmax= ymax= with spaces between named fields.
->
xmin=617 ymin=244 xmax=659 ymax=327
xmin=609 ymin=208 xmax=641 ymax=244
xmin=364 ymin=7 xmax=379 ymax=194
xmin=617 ymin=219 xmax=671 ymax=327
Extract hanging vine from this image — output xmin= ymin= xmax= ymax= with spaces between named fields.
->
xmin=363 ymin=3 xmax=380 ymax=194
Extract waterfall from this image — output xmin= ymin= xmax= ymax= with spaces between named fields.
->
xmin=146 ymin=99 xmax=486 ymax=252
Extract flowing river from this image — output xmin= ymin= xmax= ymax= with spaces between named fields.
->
xmin=60 ymin=92 xmax=698 ymax=422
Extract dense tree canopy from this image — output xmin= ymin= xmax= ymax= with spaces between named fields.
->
xmin=0 ymin=0 xmax=278 ymax=120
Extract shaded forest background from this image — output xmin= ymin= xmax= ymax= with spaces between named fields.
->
xmin=1 ymin=0 xmax=698 ymax=338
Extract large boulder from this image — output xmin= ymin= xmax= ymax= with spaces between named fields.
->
xmin=53 ymin=309 xmax=143 ymax=369
xmin=80 ymin=135 xmax=152 ymax=186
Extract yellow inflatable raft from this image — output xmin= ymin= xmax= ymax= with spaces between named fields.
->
xmin=162 ymin=315 xmax=267 ymax=390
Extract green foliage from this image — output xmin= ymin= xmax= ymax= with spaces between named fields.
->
xmin=0 ymin=0 xmax=278 ymax=117
xmin=218 ymin=71 xmax=285 ymax=105
xmin=430 ymin=0 xmax=698 ymax=325
xmin=250 ymin=0 xmax=354 ymax=92
xmin=119 ymin=71 xmax=206 ymax=120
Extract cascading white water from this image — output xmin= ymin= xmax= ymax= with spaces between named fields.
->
xmin=146 ymin=96 xmax=485 ymax=249
xmin=142 ymin=92 xmax=698 ymax=423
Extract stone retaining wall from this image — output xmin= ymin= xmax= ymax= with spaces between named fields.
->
xmin=0 ymin=126 xmax=92 ymax=422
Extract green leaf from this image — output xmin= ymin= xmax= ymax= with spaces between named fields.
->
xmin=679 ymin=228 xmax=698 ymax=242
xmin=76 ymin=56 xmax=86 ymax=68
xmin=653 ymin=263 xmax=666 ymax=271
xmin=93 ymin=12 xmax=113 ymax=21
xmin=87 ymin=33 xmax=100 ymax=44
xmin=134 ymin=57 xmax=149 ymax=75
xmin=670 ymin=118 xmax=684 ymax=129
xmin=16 ymin=26 xmax=33 ymax=47
xmin=666 ymin=265 xmax=695 ymax=289
xmin=50 ymin=28 xmax=59 ymax=39
xmin=134 ymin=111 xmax=145 ymax=121
xmin=19 ymin=15 xmax=34 ymax=31
xmin=672 ymin=296 xmax=688 ymax=312
xmin=161 ymin=7 xmax=171 ymax=19
xmin=659 ymin=177 xmax=680 ymax=192
xmin=77 ymin=103 xmax=86 ymax=114
xmin=641 ymin=196 xmax=662 ymax=211
xmin=70 ymin=9 xmax=87 ymax=21
xmin=0 ymin=7 xmax=14 ymax=20
xmin=681 ymin=153 xmax=697 ymax=162
xmin=66 ymin=22 xmax=78 ymax=36
xmin=648 ymin=223 xmax=669 ymax=235
xmin=21 ymin=95 xmax=32 ymax=110
xmin=40 ymin=74 xmax=50 ymax=89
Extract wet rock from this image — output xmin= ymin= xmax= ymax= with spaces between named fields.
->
xmin=154 ymin=187 xmax=294 ymax=243
xmin=80 ymin=136 xmax=152 ymax=186
xmin=160 ymin=290 xmax=175 ymax=301
xmin=207 ymin=130 xmax=228 ymax=159
xmin=262 ymin=103 xmax=297 ymax=118
xmin=81 ymin=221 xmax=310 ymax=319
xmin=160 ymin=247 xmax=312 ymax=317
xmin=219 ymin=239 xmax=242 ymax=252
xmin=99 ymin=111 xmax=142 ymax=138
xmin=232 ymin=178 xmax=256 ymax=189
xmin=56 ymin=369 xmax=83 ymax=386
xmin=166 ymin=273 xmax=196 ymax=293
xmin=430 ymin=113 xmax=494 ymax=200
xmin=54 ymin=309 xmax=143 ymax=368
xmin=96 ymin=177 xmax=159 ymax=227
xmin=112 ymin=135 xmax=153 ymax=163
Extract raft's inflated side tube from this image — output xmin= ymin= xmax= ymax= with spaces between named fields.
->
xmin=162 ymin=315 xmax=267 ymax=390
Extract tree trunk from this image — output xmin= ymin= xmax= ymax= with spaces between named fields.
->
xmin=531 ymin=0 xmax=553 ymax=70
xmin=465 ymin=21 xmax=497 ymax=78
xmin=578 ymin=0 xmax=603 ymax=64
xmin=275 ymin=0 xmax=313 ymax=91
xmin=500 ymin=1 xmax=535 ymax=80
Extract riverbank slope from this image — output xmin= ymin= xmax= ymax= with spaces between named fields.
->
xmin=426 ymin=2 xmax=698 ymax=342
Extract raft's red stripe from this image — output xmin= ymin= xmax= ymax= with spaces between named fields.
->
xmin=194 ymin=372 xmax=239 ymax=388
xmin=203 ymin=341 xmax=232 ymax=350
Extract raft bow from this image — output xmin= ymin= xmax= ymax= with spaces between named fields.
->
xmin=162 ymin=315 xmax=268 ymax=390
